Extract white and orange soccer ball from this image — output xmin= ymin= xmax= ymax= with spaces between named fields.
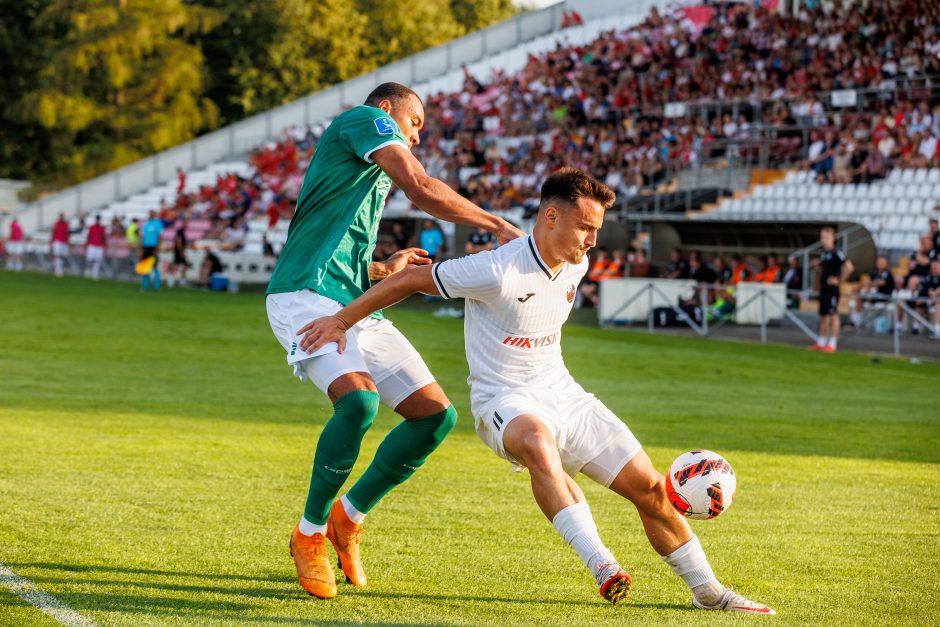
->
xmin=665 ymin=450 xmax=736 ymax=520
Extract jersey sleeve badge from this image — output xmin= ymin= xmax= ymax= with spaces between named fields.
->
xmin=374 ymin=116 xmax=397 ymax=136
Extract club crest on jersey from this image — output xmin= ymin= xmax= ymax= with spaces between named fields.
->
xmin=374 ymin=116 xmax=397 ymax=136
xmin=566 ymin=284 xmax=575 ymax=303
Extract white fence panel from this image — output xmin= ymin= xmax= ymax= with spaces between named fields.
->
xmin=599 ymin=278 xmax=697 ymax=322
xmin=735 ymin=283 xmax=788 ymax=324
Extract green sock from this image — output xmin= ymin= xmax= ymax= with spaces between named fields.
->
xmin=346 ymin=405 xmax=457 ymax=513
xmin=302 ymin=389 xmax=380 ymax=526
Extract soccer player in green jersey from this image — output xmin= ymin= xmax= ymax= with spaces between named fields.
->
xmin=265 ymin=82 xmax=523 ymax=598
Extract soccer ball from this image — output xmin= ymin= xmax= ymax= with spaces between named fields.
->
xmin=665 ymin=450 xmax=736 ymax=520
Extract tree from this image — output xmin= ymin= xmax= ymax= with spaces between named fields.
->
xmin=357 ymin=0 xmax=463 ymax=67
xmin=450 ymin=0 xmax=517 ymax=32
xmin=9 ymin=0 xmax=220 ymax=183
xmin=0 ymin=0 xmax=53 ymax=182
xmin=194 ymin=0 xmax=370 ymax=122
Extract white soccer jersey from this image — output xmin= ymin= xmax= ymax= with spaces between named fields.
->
xmin=431 ymin=234 xmax=587 ymax=412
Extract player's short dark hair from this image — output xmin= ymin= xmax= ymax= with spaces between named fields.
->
xmin=821 ymin=225 xmax=836 ymax=234
xmin=539 ymin=167 xmax=616 ymax=211
xmin=365 ymin=82 xmax=421 ymax=108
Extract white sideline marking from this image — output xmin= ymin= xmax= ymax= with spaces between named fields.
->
xmin=0 ymin=562 xmax=97 ymax=626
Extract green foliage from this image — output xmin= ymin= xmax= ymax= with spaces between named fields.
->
xmin=357 ymin=0 xmax=463 ymax=67
xmin=7 ymin=0 xmax=220 ymax=184
xmin=451 ymin=0 xmax=518 ymax=31
xmin=193 ymin=0 xmax=370 ymax=121
xmin=0 ymin=0 xmax=520 ymax=187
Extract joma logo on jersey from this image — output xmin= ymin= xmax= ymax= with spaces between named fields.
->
xmin=502 ymin=333 xmax=559 ymax=349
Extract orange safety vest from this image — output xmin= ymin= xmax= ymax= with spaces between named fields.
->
xmin=600 ymin=259 xmax=625 ymax=280
xmin=588 ymin=258 xmax=609 ymax=282
xmin=732 ymin=264 xmax=750 ymax=284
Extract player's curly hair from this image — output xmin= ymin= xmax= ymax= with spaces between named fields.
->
xmin=365 ymin=82 xmax=421 ymax=108
xmin=539 ymin=167 xmax=616 ymax=211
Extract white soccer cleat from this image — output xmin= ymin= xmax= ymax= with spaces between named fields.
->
xmin=693 ymin=588 xmax=776 ymax=615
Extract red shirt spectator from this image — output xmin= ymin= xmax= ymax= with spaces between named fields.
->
xmin=176 ymin=168 xmax=186 ymax=194
xmin=52 ymin=218 xmax=69 ymax=243
xmin=10 ymin=220 xmax=23 ymax=242
xmin=267 ymin=202 xmax=280 ymax=229
xmin=87 ymin=222 xmax=106 ymax=247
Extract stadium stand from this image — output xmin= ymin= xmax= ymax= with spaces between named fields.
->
xmin=6 ymin=0 xmax=940 ymax=297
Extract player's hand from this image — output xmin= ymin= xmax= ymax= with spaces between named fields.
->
xmin=297 ymin=315 xmax=349 ymax=354
xmin=383 ymin=247 xmax=432 ymax=276
xmin=496 ymin=220 xmax=524 ymax=245
xmin=826 ymin=276 xmax=840 ymax=286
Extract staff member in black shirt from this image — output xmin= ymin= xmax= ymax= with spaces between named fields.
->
xmin=851 ymin=255 xmax=896 ymax=327
xmin=810 ymin=226 xmax=854 ymax=352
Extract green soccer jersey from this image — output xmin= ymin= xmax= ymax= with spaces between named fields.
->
xmin=266 ymin=105 xmax=409 ymax=317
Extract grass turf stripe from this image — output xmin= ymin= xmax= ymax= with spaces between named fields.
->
xmin=0 ymin=563 xmax=97 ymax=627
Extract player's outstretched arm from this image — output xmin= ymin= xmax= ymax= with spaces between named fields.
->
xmin=372 ymin=144 xmax=524 ymax=245
xmin=297 ymin=265 xmax=439 ymax=354
xmin=368 ymin=246 xmax=431 ymax=281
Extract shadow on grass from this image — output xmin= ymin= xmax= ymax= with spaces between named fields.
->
xmin=9 ymin=561 xmax=688 ymax=617
xmin=355 ymin=589 xmax=687 ymax=611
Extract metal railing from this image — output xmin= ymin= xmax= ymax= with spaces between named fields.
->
xmin=10 ymin=2 xmax=566 ymax=234
xmin=597 ymin=278 xmax=939 ymax=357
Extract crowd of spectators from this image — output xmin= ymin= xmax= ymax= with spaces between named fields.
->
xmin=223 ymin=0 xmax=940 ymax=231
xmin=802 ymin=99 xmax=940 ymax=183
xmin=412 ymin=0 xmax=940 ymax=213
xmin=119 ymin=0 xmax=937 ymax=250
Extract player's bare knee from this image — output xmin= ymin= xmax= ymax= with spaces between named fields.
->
xmin=515 ymin=431 xmax=559 ymax=473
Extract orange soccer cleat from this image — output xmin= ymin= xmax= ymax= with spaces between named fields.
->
xmin=599 ymin=569 xmax=633 ymax=605
xmin=327 ymin=500 xmax=367 ymax=586
xmin=289 ymin=526 xmax=337 ymax=599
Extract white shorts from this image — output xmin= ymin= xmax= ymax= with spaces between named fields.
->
xmin=86 ymin=245 xmax=104 ymax=262
xmin=473 ymin=381 xmax=642 ymax=487
xmin=52 ymin=241 xmax=69 ymax=257
xmin=6 ymin=241 xmax=23 ymax=255
xmin=266 ymin=289 xmax=436 ymax=409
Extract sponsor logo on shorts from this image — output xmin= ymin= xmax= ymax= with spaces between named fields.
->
xmin=290 ymin=341 xmax=297 ymax=356
xmin=502 ymin=332 xmax=559 ymax=349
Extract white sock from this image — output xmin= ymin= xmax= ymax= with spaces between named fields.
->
xmin=552 ymin=502 xmax=618 ymax=585
xmin=662 ymin=536 xmax=722 ymax=604
xmin=298 ymin=516 xmax=327 ymax=536
xmin=816 ymin=336 xmax=826 ymax=346
xmin=828 ymin=336 xmax=837 ymax=348
xmin=341 ymin=494 xmax=366 ymax=524
xmin=851 ymin=312 xmax=861 ymax=326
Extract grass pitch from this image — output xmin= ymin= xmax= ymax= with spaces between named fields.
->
xmin=0 ymin=272 xmax=938 ymax=626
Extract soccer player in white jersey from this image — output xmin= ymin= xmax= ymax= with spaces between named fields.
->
xmin=296 ymin=168 xmax=775 ymax=613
